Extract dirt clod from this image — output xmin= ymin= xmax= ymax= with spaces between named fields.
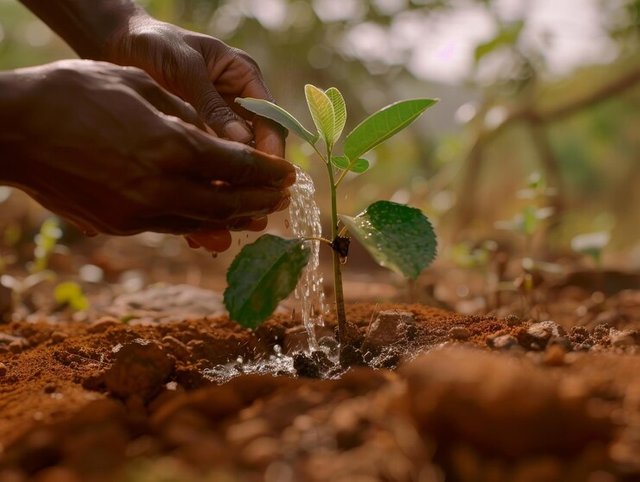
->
xmin=103 ymin=339 xmax=174 ymax=400
xmin=402 ymin=347 xmax=613 ymax=458
xmin=361 ymin=310 xmax=415 ymax=357
xmin=450 ymin=326 xmax=472 ymax=340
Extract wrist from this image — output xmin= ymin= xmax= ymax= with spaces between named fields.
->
xmin=19 ymin=0 xmax=149 ymax=60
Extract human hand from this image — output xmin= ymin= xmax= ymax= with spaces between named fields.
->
xmin=1 ymin=60 xmax=294 ymax=247
xmin=106 ymin=14 xmax=285 ymax=158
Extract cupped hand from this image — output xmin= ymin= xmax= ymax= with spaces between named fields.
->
xmin=106 ymin=15 xmax=285 ymax=157
xmin=6 ymin=60 xmax=294 ymax=244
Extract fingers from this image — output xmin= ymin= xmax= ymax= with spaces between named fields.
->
xmin=166 ymin=179 xmax=290 ymax=222
xmin=137 ymin=81 xmax=205 ymax=130
xmin=184 ymin=216 xmax=268 ymax=253
xmin=181 ymin=63 xmax=253 ymax=142
xmin=185 ymin=230 xmax=232 ymax=252
xmin=252 ymin=116 xmax=286 ymax=158
xmin=174 ymin=126 xmax=295 ymax=188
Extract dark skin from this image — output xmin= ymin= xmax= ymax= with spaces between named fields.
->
xmin=0 ymin=60 xmax=292 ymax=247
xmin=4 ymin=1 xmax=290 ymax=251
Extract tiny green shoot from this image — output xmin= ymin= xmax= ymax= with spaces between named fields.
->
xmin=225 ymin=85 xmax=438 ymax=354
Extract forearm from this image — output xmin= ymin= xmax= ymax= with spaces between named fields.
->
xmin=0 ymin=69 xmax=36 ymax=185
xmin=18 ymin=0 xmax=147 ymax=60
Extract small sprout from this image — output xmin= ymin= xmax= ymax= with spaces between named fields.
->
xmin=227 ymin=85 xmax=439 ymax=351
xmin=54 ymin=281 xmax=89 ymax=311
xmin=31 ymin=217 xmax=63 ymax=273
xmin=571 ymin=231 xmax=610 ymax=266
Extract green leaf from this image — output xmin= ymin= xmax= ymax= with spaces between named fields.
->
xmin=325 ymin=87 xmax=347 ymax=141
xmin=305 ymin=84 xmax=336 ymax=147
xmin=331 ymin=155 xmax=370 ymax=174
xmin=54 ymin=281 xmax=89 ymax=311
xmin=224 ymin=234 xmax=310 ymax=329
xmin=349 ymin=158 xmax=370 ymax=173
xmin=344 ymin=98 xmax=438 ymax=160
xmin=235 ymin=97 xmax=317 ymax=145
xmin=339 ymin=201 xmax=437 ymax=279
xmin=331 ymin=155 xmax=349 ymax=169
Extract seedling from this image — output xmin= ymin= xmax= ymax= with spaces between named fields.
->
xmin=1 ymin=217 xmax=89 ymax=314
xmin=223 ymin=85 xmax=438 ymax=351
xmin=571 ymin=231 xmax=610 ymax=267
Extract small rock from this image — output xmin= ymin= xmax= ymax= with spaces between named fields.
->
xmin=0 ymin=362 xmax=7 ymax=377
xmin=87 ymin=317 xmax=121 ymax=334
xmin=293 ymin=352 xmax=321 ymax=378
xmin=610 ymin=329 xmax=639 ymax=347
xmin=505 ymin=314 xmax=522 ymax=326
xmin=361 ymin=310 xmax=415 ymax=357
xmin=104 ymin=339 xmax=174 ymax=400
xmin=50 ymin=332 xmax=68 ymax=344
xmin=450 ymin=326 xmax=472 ymax=340
xmin=491 ymin=334 xmax=518 ymax=350
xmin=524 ymin=321 xmax=565 ymax=350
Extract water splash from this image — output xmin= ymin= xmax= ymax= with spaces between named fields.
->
xmin=288 ymin=166 xmax=326 ymax=349
xmin=203 ymin=346 xmax=296 ymax=384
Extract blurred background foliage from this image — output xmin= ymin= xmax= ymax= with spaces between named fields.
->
xmin=1 ymin=0 xmax=639 ymax=267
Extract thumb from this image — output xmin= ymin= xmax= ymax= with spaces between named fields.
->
xmin=183 ymin=65 xmax=253 ymax=143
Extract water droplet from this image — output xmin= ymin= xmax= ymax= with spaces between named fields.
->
xmin=284 ymin=219 xmax=290 ymax=229
xmin=211 ymin=252 xmax=218 ymax=259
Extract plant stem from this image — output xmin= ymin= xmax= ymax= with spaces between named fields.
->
xmin=324 ymin=149 xmax=348 ymax=342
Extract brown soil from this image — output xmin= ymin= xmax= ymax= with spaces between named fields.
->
xmin=1 ymin=297 xmax=640 ymax=482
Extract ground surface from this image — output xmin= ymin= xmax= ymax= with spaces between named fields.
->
xmin=0 ymin=271 xmax=640 ymax=482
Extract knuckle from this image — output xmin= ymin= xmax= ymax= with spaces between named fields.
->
xmin=199 ymin=94 xmax=236 ymax=124
xmin=231 ymin=48 xmax=261 ymax=71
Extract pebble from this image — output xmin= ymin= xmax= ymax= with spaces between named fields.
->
xmin=450 ymin=326 xmax=472 ymax=340
xmin=527 ymin=321 xmax=565 ymax=341
xmin=87 ymin=317 xmax=121 ymax=334
xmin=361 ymin=310 xmax=415 ymax=356
xmin=505 ymin=314 xmax=522 ymax=326
xmin=50 ymin=332 xmax=68 ymax=344
xmin=491 ymin=334 xmax=518 ymax=350
xmin=0 ymin=362 xmax=7 ymax=377
xmin=610 ymin=329 xmax=639 ymax=347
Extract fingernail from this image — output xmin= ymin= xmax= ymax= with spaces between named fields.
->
xmin=280 ymin=169 xmax=297 ymax=187
xmin=224 ymin=121 xmax=253 ymax=143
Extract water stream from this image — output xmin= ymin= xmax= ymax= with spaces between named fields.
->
xmin=287 ymin=166 xmax=326 ymax=349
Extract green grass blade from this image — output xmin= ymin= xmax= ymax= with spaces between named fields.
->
xmin=344 ymin=98 xmax=438 ymax=160
xmin=235 ymin=97 xmax=317 ymax=145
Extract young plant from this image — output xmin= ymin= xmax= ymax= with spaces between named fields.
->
xmin=223 ymin=85 xmax=438 ymax=349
